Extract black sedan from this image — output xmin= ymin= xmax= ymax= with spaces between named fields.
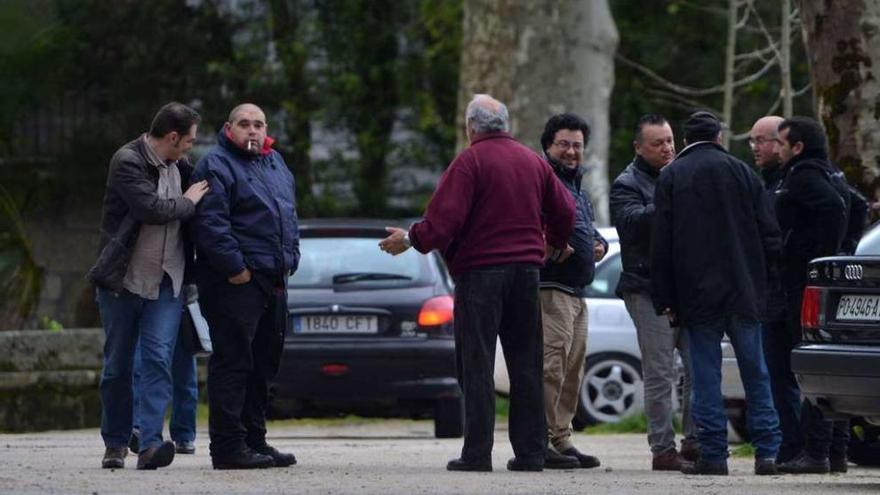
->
xmin=268 ymin=219 xmax=463 ymax=438
xmin=792 ymin=221 xmax=880 ymax=465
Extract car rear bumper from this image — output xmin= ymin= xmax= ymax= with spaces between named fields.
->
xmin=272 ymin=337 xmax=460 ymax=412
xmin=792 ymin=343 xmax=880 ymax=418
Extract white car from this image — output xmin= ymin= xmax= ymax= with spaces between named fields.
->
xmin=494 ymin=227 xmax=744 ymax=428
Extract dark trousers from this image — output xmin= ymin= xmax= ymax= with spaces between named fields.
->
xmin=761 ymin=317 xmax=802 ymax=462
xmin=453 ymin=264 xmax=545 ymax=464
xmin=785 ymin=287 xmax=849 ymax=461
xmin=199 ymin=272 xmax=286 ymax=458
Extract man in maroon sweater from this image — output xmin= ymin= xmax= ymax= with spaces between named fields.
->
xmin=380 ymin=94 xmax=575 ymax=472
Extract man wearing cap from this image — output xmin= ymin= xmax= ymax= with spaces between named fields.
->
xmin=651 ymin=111 xmax=782 ymax=476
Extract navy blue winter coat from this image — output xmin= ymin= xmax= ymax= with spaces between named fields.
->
xmin=191 ymin=131 xmax=300 ymax=280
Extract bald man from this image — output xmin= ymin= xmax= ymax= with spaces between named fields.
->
xmin=192 ymin=103 xmax=300 ymax=470
xmin=748 ymin=116 xmax=802 ymax=464
xmin=381 ymin=94 xmax=575 ymax=472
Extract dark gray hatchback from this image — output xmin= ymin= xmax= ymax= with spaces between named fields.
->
xmin=792 ymin=221 xmax=880 ymax=464
xmin=268 ymin=219 xmax=463 ymax=438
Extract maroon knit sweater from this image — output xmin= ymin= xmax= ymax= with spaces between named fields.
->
xmin=408 ymin=132 xmax=575 ymax=276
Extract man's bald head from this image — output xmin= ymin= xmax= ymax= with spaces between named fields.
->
xmin=228 ymin=103 xmax=265 ymax=124
xmin=465 ymin=94 xmax=509 ymax=142
xmin=749 ymin=115 xmax=784 ymax=168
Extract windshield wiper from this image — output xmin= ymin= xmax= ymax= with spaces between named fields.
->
xmin=332 ymin=272 xmax=413 ymax=284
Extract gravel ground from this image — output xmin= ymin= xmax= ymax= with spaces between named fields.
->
xmin=1 ymin=420 xmax=878 ymax=494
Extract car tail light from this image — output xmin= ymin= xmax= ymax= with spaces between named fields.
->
xmin=801 ymin=286 xmax=822 ymax=329
xmin=321 ymin=363 xmax=350 ymax=376
xmin=418 ymin=296 xmax=454 ymax=327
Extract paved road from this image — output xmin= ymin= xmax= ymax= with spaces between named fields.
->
xmin=1 ymin=420 xmax=877 ymax=494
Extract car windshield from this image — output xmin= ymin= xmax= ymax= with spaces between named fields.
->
xmin=289 ymin=237 xmax=429 ymax=288
xmin=583 ymin=252 xmax=622 ymax=299
xmin=855 ymin=222 xmax=880 ymax=255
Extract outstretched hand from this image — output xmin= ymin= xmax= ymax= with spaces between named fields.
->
xmin=379 ymin=227 xmax=410 ymax=256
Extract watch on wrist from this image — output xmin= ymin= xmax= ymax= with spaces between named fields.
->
xmin=402 ymin=232 xmax=411 ymax=248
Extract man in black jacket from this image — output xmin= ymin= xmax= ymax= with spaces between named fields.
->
xmin=749 ymin=115 xmax=803 ymax=464
xmin=610 ymin=114 xmax=697 ymax=471
xmin=89 ymin=102 xmax=208 ymax=470
xmin=773 ymin=116 xmax=850 ymax=474
xmin=651 ymin=111 xmax=782 ymax=476
xmin=538 ymin=113 xmax=607 ymax=470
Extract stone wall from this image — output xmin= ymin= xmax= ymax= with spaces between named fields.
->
xmin=0 ymin=329 xmax=104 ymax=432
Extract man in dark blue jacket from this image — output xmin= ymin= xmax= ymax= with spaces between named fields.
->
xmin=651 ymin=111 xmax=782 ymax=476
xmin=192 ymin=103 xmax=300 ymax=470
xmin=538 ymin=113 xmax=607 ymax=470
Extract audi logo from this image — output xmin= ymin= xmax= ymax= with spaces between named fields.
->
xmin=844 ymin=264 xmax=864 ymax=281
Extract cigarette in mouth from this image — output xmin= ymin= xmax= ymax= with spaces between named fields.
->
xmin=247 ymin=140 xmax=256 ymax=151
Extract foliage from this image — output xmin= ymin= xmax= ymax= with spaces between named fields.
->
xmin=584 ymin=413 xmax=648 ymax=434
xmin=609 ymin=0 xmax=813 ymax=177
xmin=0 ymin=184 xmax=43 ymax=329
xmin=731 ymin=442 xmax=756 ymax=458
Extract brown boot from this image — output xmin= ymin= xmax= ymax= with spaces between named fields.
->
xmin=652 ymin=449 xmax=684 ymax=471
xmin=680 ymin=439 xmax=701 ymax=462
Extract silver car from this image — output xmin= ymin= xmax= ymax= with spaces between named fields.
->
xmin=494 ymin=227 xmax=745 ymax=429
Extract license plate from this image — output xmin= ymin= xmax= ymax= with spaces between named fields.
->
xmin=293 ymin=315 xmax=378 ymax=334
xmin=836 ymin=294 xmax=880 ymax=321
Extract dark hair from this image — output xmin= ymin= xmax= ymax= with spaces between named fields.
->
xmin=634 ymin=113 xmax=669 ymax=143
xmin=540 ymin=113 xmax=590 ymax=152
xmin=149 ymin=102 xmax=201 ymax=138
xmin=778 ymin=116 xmax=827 ymax=155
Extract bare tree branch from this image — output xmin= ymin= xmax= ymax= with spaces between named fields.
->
xmin=616 ymin=52 xmax=777 ymax=97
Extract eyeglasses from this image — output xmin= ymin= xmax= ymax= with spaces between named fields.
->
xmin=552 ymin=140 xmax=584 ymax=151
xmin=748 ymin=136 xmax=779 ymax=147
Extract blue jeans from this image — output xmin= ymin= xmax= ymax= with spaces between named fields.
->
xmin=687 ymin=315 xmax=781 ymax=463
xmin=133 ymin=331 xmax=198 ymax=443
xmin=97 ymin=275 xmax=182 ymax=452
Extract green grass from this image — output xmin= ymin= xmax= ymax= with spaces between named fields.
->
xmin=731 ymin=443 xmax=755 ymax=458
xmin=583 ymin=413 xmax=648 ymax=434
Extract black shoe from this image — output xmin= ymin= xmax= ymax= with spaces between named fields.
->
xmin=507 ymin=457 xmax=543 ymax=472
xmin=446 ymin=457 xmax=492 ymax=472
xmin=830 ymin=456 xmax=848 ymax=473
xmin=777 ymin=452 xmax=830 ymax=474
xmin=251 ymin=444 xmax=296 ymax=467
xmin=175 ymin=440 xmax=196 ymax=455
xmin=543 ymin=449 xmax=580 ymax=470
xmin=102 ymin=447 xmax=127 ymax=469
xmin=681 ymin=459 xmax=728 ymax=475
xmin=755 ymin=458 xmax=778 ymax=475
xmin=136 ymin=441 xmax=175 ymax=470
xmin=560 ymin=447 xmax=601 ymax=469
xmin=128 ymin=429 xmax=140 ymax=454
xmin=212 ymin=449 xmax=275 ymax=470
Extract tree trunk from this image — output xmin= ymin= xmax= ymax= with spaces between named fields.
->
xmin=721 ymin=0 xmax=737 ymax=148
xmin=798 ymin=0 xmax=880 ymax=193
xmin=780 ymin=0 xmax=793 ymax=117
xmin=457 ymin=0 xmax=619 ymax=224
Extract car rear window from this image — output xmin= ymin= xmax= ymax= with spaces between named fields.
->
xmin=288 ymin=237 xmax=430 ymax=288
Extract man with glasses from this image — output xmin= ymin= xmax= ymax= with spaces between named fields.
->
xmin=749 ymin=116 xmax=803 ymax=464
xmin=536 ymin=113 xmax=607 ymax=470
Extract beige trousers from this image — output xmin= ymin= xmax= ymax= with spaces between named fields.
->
xmin=540 ymin=289 xmax=588 ymax=452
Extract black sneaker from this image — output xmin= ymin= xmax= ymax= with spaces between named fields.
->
xmin=175 ymin=440 xmax=196 ymax=455
xmin=212 ymin=449 xmax=275 ymax=470
xmin=560 ymin=447 xmax=601 ymax=469
xmin=102 ymin=447 xmax=127 ymax=469
xmin=507 ymin=457 xmax=543 ymax=472
xmin=777 ymin=452 xmax=830 ymax=474
xmin=446 ymin=457 xmax=492 ymax=472
xmin=754 ymin=458 xmax=778 ymax=475
xmin=681 ymin=459 xmax=729 ymax=475
xmin=543 ymin=449 xmax=580 ymax=470
xmin=830 ymin=455 xmax=848 ymax=473
xmin=136 ymin=441 xmax=175 ymax=470
xmin=251 ymin=444 xmax=296 ymax=467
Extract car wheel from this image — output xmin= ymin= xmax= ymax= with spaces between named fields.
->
xmin=574 ymin=353 xmax=643 ymax=428
xmin=434 ymin=397 xmax=464 ymax=438
xmin=849 ymin=418 xmax=880 ymax=466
